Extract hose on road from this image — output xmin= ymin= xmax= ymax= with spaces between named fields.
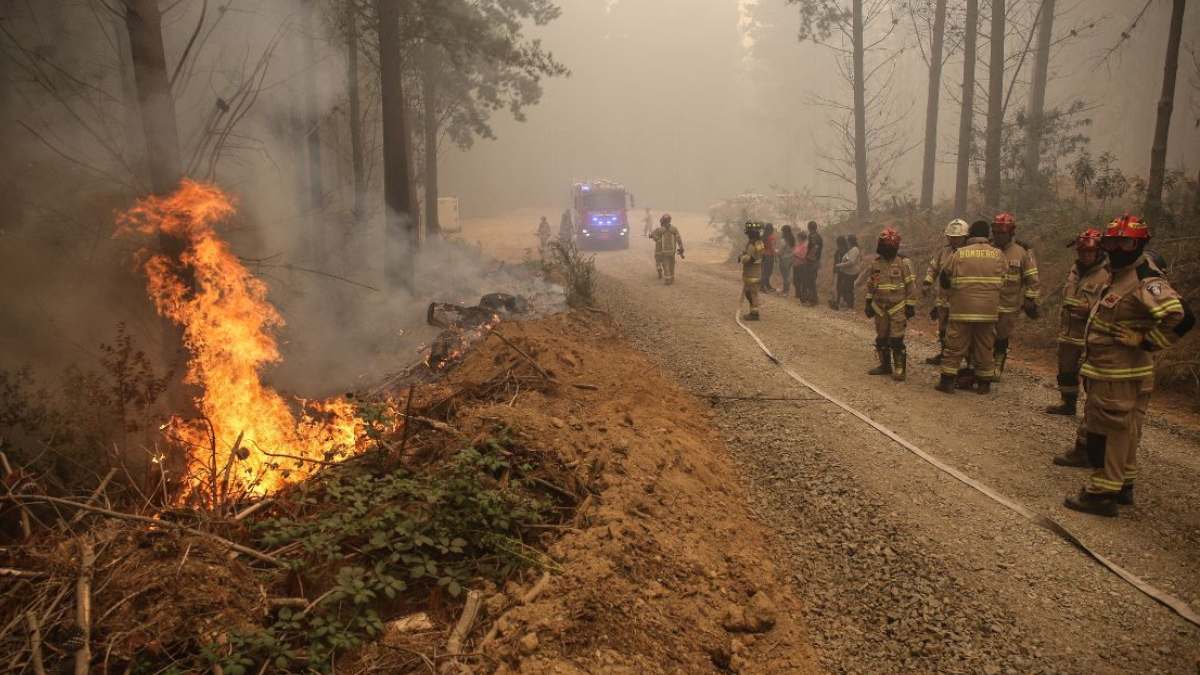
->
xmin=734 ymin=309 xmax=1200 ymax=628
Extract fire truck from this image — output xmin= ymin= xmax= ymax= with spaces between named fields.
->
xmin=572 ymin=179 xmax=630 ymax=249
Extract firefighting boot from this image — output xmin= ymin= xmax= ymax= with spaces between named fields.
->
xmin=975 ymin=379 xmax=992 ymax=394
xmin=891 ymin=345 xmax=907 ymax=382
xmin=955 ymin=368 xmax=976 ymax=390
xmin=1064 ymin=489 xmax=1119 ymax=518
xmin=924 ymin=352 xmax=944 ymax=366
xmin=868 ymin=347 xmax=892 ymax=376
xmin=1117 ymin=484 xmax=1135 ymax=506
xmin=742 ymin=310 xmax=760 ymax=321
xmin=934 ymin=373 xmax=956 ymax=394
xmin=1045 ymin=393 xmax=1078 ymax=416
xmin=1052 ymin=439 xmax=1090 ymax=467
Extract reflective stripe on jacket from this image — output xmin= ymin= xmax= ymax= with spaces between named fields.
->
xmin=998 ymin=241 xmax=1039 ymax=312
xmin=1058 ymin=259 xmax=1110 ymax=346
xmin=865 ymin=255 xmax=916 ymax=313
xmin=944 ymin=238 xmax=1006 ymax=323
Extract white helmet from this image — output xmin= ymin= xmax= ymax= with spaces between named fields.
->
xmin=945 ymin=219 xmax=969 ymax=237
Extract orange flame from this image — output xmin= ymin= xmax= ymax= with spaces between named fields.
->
xmin=117 ymin=180 xmax=362 ymax=498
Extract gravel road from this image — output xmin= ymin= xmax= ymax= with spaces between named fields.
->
xmin=593 ymin=233 xmax=1200 ymax=674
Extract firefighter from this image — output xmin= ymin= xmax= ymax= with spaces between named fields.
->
xmin=922 ymin=219 xmax=970 ymax=365
xmin=935 ymin=220 xmax=1007 ymax=394
xmin=741 ymin=222 xmax=766 ymax=320
xmin=864 ymin=227 xmax=917 ymax=381
xmin=1045 ymin=229 xmax=1110 ymax=416
xmin=558 ymin=210 xmax=574 ymax=243
xmin=1059 ymin=215 xmax=1194 ymax=517
xmin=990 ymin=212 xmax=1040 ymax=379
xmin=650 ymin=213 xmax=685 ymax=285
xmin=536 ymin=216 xmax=552 ymax=255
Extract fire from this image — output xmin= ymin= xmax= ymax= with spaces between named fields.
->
xmin=117 ymin=180 xmax=363 ymax=500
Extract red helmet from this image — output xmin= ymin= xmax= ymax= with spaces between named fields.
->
xmin=1073 ymin=228 xmax=1102 ymax=250
xmin=660 ymin=213 xmax=672 ymax=224
xmin=878 ymin=227 xmax=902 ymax=248
xmin=992 ymin=212 xmax=1016 ymax=233
xmin=1104 ymin=214 xmax=1150 ymax=240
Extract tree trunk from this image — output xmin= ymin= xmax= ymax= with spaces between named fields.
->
xmin=954 ymin=0 xmax=979 ymax=214
xmin=376 ymin=0 xmax=416 ymax=292
xmin=983 ymin=0 xmax=1005 ymax=210
xmin=346 ymin=5 xmax=366 ymax=231
xmin=113 ymin=10 xmax=146 ymax=186
xmin=919 ymin=0 xmax=948 ymax=211
xmin=124 ymin=0 xmax=188 ymax=395
xmin=851 ymin=0 xmax=870 ymax=221
xmin=422 ymin=46 xmax=440 ymax=238
xmin=301 ymin=0 xmax=324 ymax=259
xmin=1022 ymin=0 xmax=1054 ymax=186
xmin=1145 ymin=0 xmax=1186 ymax=218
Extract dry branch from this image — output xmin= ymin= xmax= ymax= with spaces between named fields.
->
xmin=2 ymin=494 xmax=285 ymax=567
xmin=69 ymin=469 xmax=118 ymax=525
xmin=25 ymin=612 xmax=46 ymax=675
xmin=0 ymin=451 xmax=33 ymax=540
xmin=74 ymin=537 xmax=95 ymax=675
xmin=490 ymin=331 xmax=555 ymax=383
xmin=445 ymin=590 xmax=483 ymax=657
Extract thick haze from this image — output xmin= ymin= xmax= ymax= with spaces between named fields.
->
xmin=443 ymin=0 xmax=1200 ymax=216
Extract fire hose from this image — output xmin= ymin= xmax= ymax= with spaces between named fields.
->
xmin=733 ymin=309 xmax=1200 ymax=629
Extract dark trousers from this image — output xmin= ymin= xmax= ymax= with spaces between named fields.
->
xmin=836 ymin=272 xmax=855 ymax=308
xmin=792 ymin=265 xmax=805 ymax=298
xmin=761 ymin=254 xmax=775 ymax=290
xmin=800 ymin=264 xmax=819 ymax=304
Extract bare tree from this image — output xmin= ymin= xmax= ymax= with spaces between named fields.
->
xmin=1145 ymin=0 xmax=1187 ymax=219
xmin=954 ymin=0 xmax=980 ymax=214
xmin=300 ymin=0 xmax=325 ymax=258
xmin=1022 ymin=0 xmax=1053 ymax=185
xmin=983 ymin=0 xmax=1005 ymax=209
xmin=345 ymin=3 xmax=367 ymax=231
xmin=919 ymin=0 xmax=948 ymax=211
xmin=375 ymin=0 xmax=416 ymax=292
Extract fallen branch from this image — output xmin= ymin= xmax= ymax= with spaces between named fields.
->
xmin=571 ymin=383 xmax=600 ymax=391
xmin=234 ymin=498 xmax=274 ymax=522
xmin=25 ymin=612 xmax=46 ymax=675
xmin=2 ymin=494 xmax=285 ymax=568
xmin=404 ymin=414 xmax=467 ymax=439
xmin=490 ymin=331 xmax=555 ymax=383
xmin=0 ymin=451 xmax=33 ymax=540
xmin=74 ymin=537 xmax=94 ymax=675
xmin=481 ymin=572 xmax=552 ymax=647
xmin=68 ymin=468 xmax=118 ymax=525
xmin=445 ymin=589 xmax=483 ymax=657
xmin=0 ymin=567 xmax=45 ymax=578
xmin=266 ymin=597 xmax=308 ymax=608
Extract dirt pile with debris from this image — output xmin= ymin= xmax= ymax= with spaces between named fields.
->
xmin=357 ymin=310 xmax=819 ymax=673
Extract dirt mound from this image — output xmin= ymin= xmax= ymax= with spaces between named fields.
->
xmin=380 ymin=311 xmax=820 ymax=673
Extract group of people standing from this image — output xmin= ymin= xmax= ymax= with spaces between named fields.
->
xmin=739 ymin=212 xmax=1195 ymax=518
xmin=754 ymin=222 xmax=864 ymax=309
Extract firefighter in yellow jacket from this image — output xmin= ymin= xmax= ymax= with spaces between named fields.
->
xmin=922 ymin=219 xmax=970 ymax=365
xmin=1058 ymin=216 xmax=1194 ymax=517
xmin=740 ymin=222 xmax=765 ymax=321
xmin=1045 ymin=229 xmax=1110 ymax=416
xmin=934 ymin=220 xmax=1007 ymax=394
xmin=864 ymin=227 xmax=917 ymax=381
xmin=990 ymin=212 xmax=1040 ymax=378
xmin=650 ymin=213 xmax=685 ymax=285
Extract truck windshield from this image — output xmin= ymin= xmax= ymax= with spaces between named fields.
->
xmin=582 ymin=191 xmax=625 ymax=210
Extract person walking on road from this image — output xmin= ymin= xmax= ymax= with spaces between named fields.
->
xmin=864 ymin=227 xmax=917 ymax=381
xmin=537 ymin=216 xmax=552 ymax=256
xmin=778 ymin=225 xmax=796 ymax=297
xmin=802 ymin=221 xmax=824 ymax=306
xmin=934 ymin=220 xmax=1007 ymax=395
xmin=650 ymin=213 xmax=684 ymax=285
xmin=1045 ymin=229 xmax=1110 ymax=416
xmin=741 ymin=222 xmax=766 ymax=320
xmin=1057 ymin=215 xmax=1194 ymax=517
xmin=922 ymin=219 xmax=970 ymax=365
xmin=834 ymin=234 xmax=861 ymax=309
xmin=643 ymin=208 xmax=654 ymax=237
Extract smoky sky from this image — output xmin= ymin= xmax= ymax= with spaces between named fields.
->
xmin=442 ymin=0 xmax=1200 ymax=216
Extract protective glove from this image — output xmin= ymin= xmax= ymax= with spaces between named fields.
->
xmin=1114 ymin=325 xmax=1144 ymax=349
xmin=1023 ymin=299 xmax=1040 ymax=319
xmin=905 ymin=305 xmax=916 ymax=319
xmin=929 ymin=306 xmax=940 ymax=321
xmin=939 ymin=270 xmax=952 ymax=290
xmin=865 ymin=303 xmax=876 ymax=319
xmin=678 ymin=248 xmax=685 ymax=259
